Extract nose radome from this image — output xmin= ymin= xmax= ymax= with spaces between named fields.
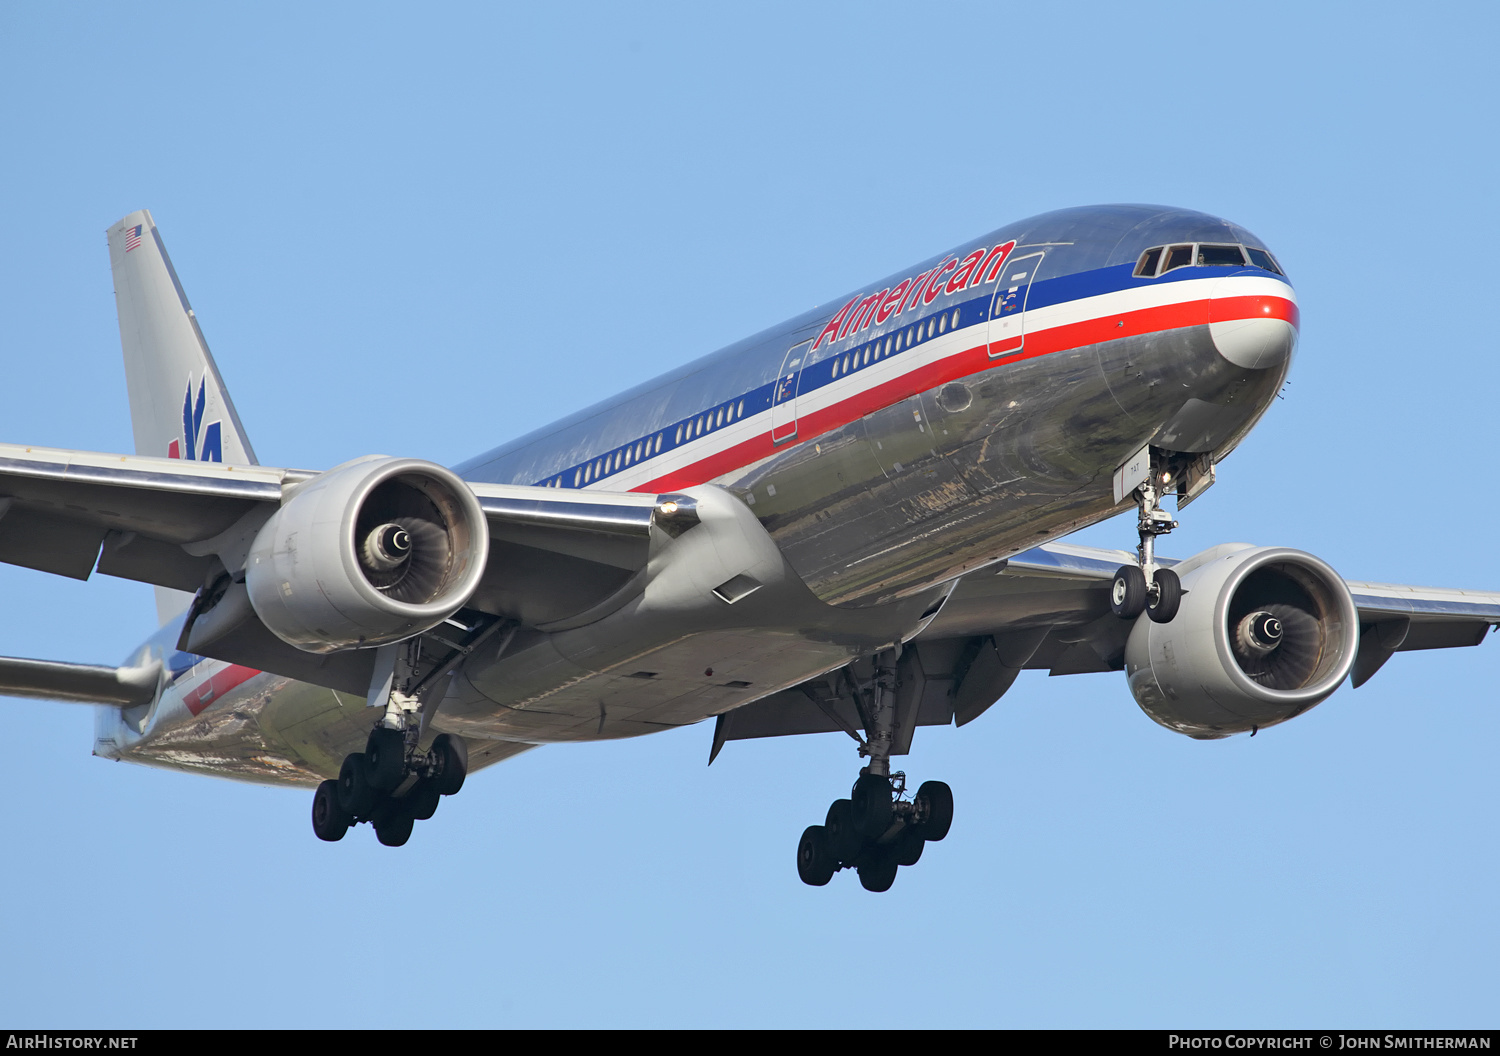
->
xmin=1209 ymin=277 xmax=1298 ymax=370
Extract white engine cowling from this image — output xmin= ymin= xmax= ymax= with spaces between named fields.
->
xmin=1124 ymin=545 xmax=1359 ymax=739
xmin=246 ymin=456 xmax=489 ymax=653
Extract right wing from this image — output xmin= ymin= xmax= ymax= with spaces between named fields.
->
xmin=0 ymin=442 xmax=683 ymax=692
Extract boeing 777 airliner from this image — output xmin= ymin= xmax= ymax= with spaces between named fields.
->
xmin=1 ymin=204 xmax=1493 ymax=892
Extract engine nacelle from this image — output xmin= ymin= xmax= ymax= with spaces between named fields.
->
xmin=1124 ymin=545 xmax=1359 ymax=739
xmin=246 ymin=456 xmax=489 ymax=653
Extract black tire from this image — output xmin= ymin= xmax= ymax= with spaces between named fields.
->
xmin=850 ymin=772 xmax=893 ymax=839
xmin=1148 ymin=567 xmax=1182 ymax=624
xmin=365 ymin=727 xmax=406 ymax=792
xmin=797 ymin=825 xmax=836 ymax=886
xmin=1111 ymin=564 xmax=1148 ymax=619
xmin=824 ymin=799 xmax=862 ymax=864
xmin=893 ymin=826 xmax=924 ymax=867
xmin=857 ymin=850 xmax=899 ymax=893
xmin=407 ymin=786 xmax=441 ymax=822
xmin=337 ymin=752 xmax=377 ymax=817
xmin=915 ymin=780 xmax=954 ymax=841
xmin=373 ymin=804 xmax=415 ymax=847
xmin=429 ymin=733 xmax=469 ymax=796
xmin=311 ymin=779 xmax=351 ymax=841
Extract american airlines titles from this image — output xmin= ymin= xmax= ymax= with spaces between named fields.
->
xmin=812 ymin=239 xmax=1017 ymax=351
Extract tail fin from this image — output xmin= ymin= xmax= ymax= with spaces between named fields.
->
xmin=107 ymin=210 xmax=258 ymax=467
xmin=107 ymin=211 xmax=259 ymax=624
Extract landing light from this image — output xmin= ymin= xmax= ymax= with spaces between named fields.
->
xmin=659 ymin=501 xmax=679 ymax=515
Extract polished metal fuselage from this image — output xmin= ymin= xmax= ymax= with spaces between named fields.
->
xmin=101 ymin=204 xmax=1297 ymax=782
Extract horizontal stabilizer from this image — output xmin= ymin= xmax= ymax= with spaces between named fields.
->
xmin=0 ymin=655 xmax=158 ymax=706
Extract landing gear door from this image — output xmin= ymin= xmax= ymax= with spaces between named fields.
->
xmin=988 ymin=251 xmax=1045 ymax=358
xmin=771 ymin=339 xmax=810 ymax=444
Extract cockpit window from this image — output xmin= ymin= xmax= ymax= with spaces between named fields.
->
xmin=1245 ymin=247 xmax=1285 ymax=276
xmin=1197 ymin=244 xmax=1247 ymax=267
xmin=1162 ymin=244 xmax=1195 ymax=273
xmin=1134 ymin=247 xmax=1162 ymax=278
xmin=1134 ymin=242 xmax=1285 ymax=279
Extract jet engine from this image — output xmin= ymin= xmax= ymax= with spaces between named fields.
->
xmin=1124 ymin=546 xmax=1359 ymax=739
xmin=246 ymin=456 xmax=489 ymax=653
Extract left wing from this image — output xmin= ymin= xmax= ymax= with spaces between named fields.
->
xmin=709 ymin=541 xmax=1500 ymax=755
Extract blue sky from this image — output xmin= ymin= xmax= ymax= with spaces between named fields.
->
xmin=1 ymin=1 xmax=1497 ymax=1028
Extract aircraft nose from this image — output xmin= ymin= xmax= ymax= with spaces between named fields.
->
xmin=1208 ymin=277 xmax=1298 ymax=370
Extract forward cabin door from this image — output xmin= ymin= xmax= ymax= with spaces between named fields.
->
xmin=771 ymin=339 xmax=810 ymax=444
xmin=988 ymin=251 xmax=1045 ymax=358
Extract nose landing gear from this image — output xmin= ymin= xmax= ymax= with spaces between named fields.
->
xmin=795 ymin=648 xmax=955 ymax=892
xmin=1111 ymin=460 xmax=1183 ymax=624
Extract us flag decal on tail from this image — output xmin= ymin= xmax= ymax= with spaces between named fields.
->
xmin=124 ymin=224 xmax=142 ymax=252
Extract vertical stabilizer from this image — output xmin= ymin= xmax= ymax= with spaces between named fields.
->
xmin=107 ymin=211 xmax=259 ymax=623
xmin=107 ymin=211 xmax=258 ymax=467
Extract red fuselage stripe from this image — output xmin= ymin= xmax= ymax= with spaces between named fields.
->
xmin=634 ymin=294 xmax=1296 ymax=493
xmin=183 ymin=664 xmax=261 ymax=717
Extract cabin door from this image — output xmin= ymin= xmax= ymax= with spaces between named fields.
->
xmin=771 ymin=339 xmax=810 ymax=444
xmin=988 ymin=251 xmax=1045 ymax=358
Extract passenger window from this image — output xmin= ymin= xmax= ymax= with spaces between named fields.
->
xmin=1246 ymin=248 xmax=1284 ymax=275
xmin=883 ymin=337 xmax=891 ymax=357
xmin=737 ymin=400 xmax=744 ymax=417
xmin=1134 ymin=247 xmax=1163 ymax=277
xmin=863 ymin=348 xmax=871 ymax=365
xmin=1162 ymin=244 xmax=1194 ymax=272
xmin=716 ymin=408 xmax=724 ymax=428
xmin=950 ymin=309 xmax=959 ymax=329
xmin=655 ymin=434 xmax=663 ymax=453
xmin=574 ymin=469 xmax=582 ymax=486
xmin=675 ymin=425 xmax=683 ymax=444
xmin=938 ymin=314 xmax=947 ymax=334
xmin=927 ymin=318 xmax=936 ymax=338
xmin=1198 ymin=244 xmax=1247 ymax=267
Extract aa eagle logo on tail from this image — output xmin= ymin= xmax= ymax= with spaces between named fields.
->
xmin=167 ymin=375 xmax=223 ymax=462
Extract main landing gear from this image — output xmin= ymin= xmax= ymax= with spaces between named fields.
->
xmin=311 ymin=726 xmax=468 ymax=846
xmin=795 ymin=648 xmax=954 ymax=892
xmin=1110 ymin=458 xmax=1182 ymax=624
xmin=310 ymin=614 xmax=507 ymax=845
